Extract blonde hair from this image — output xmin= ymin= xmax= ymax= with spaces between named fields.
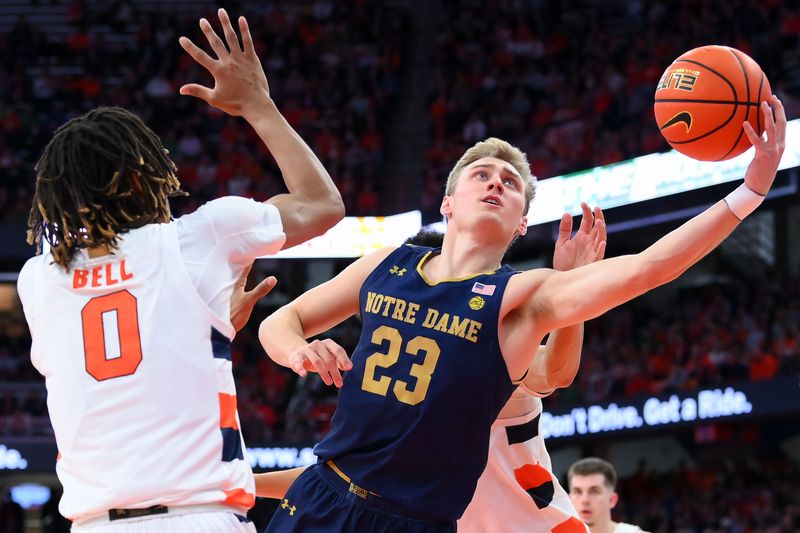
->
xmin=445 ymin=137 xmax=536 ymax=213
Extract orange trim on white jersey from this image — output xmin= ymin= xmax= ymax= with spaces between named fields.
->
xmin=18 ymin=199 xmax=282 ymax=522
xmin=458 ymin=393 xmax=588 ymax=533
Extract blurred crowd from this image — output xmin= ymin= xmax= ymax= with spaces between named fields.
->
xmin=547 ymin=272 xmax=800 ymax=408
xmin=421 ymin=0 xmax=800 ymax=215
xmin=2 ymin=0 xmax=799 ymax=223
xmin=612 ymin=457 xmax=800 ymax=532
xmin=0 ymin=0 xmax=404 ymax=222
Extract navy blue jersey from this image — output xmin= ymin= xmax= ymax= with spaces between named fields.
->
xmin=314 ymin=245 xmax=521 ymax=521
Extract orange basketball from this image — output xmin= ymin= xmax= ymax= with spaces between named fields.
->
xmin=654 ymin=45 xmax=771 ymax=161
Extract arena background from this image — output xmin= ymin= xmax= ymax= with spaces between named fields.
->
xmin=1 ymin=1 xmax=799 ymax=531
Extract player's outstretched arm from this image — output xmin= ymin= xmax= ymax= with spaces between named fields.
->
xmin=259 ymin=247 xmax=395 ymax=387
xmin=254 ymin=467 xmax=307 ymax=500
xmin=523 ymin=97 xmax=786 ymax=337
xmin=523 ymin=204 xmax=606 ymax=393
xmin=179 ymin=9 xmax=344 ymax=249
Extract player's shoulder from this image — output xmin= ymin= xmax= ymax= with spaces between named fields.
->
xmin=510 ymin=265 xmax=554 ymax=282
xmin=20 ymin=252 xmax=46 ymax=271
xmin=201 ymin=195 xmax=267 ymax=210
xmin=402 ymin=242 xmax=435 ymax=251
xmin=18 ymin=254 xmax=46 ymax=287
xmin=177 ymin=196 xmax=281 ymax=237
xmin=370 ymin=243 xmax=434 ymax=271
xmin=504 ymin=266 xmax=553 ymax=300
xmin=354 ymin=246 xmax=401 ymax=271
xmin=186 ymin=196 xmax=277 ymax=220
xmin=17 ymin=253 xmax=51 ymax=306
xmin=333 ymin=246 xmax=401 ymax=286
xmin=399 ymin=242 xmax=436 ymax=259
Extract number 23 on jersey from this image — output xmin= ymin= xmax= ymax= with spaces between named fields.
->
xmin=361 ymin=325 xmax=441 ymax=406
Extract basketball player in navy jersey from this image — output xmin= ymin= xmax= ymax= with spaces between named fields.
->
xmin=259 ymin=98 xmax=785 ymax=532
xmin=248 ymin=210 xmax=603 ymax=532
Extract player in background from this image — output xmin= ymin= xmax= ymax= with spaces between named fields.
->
xmin=17 ymin=9 xmax=343 ymax=532
xmin=568 ymin=458 xmax=651 ymax=533
xmin=247 ymin=205 xmax=604 ymax=533
xmin=258 ymin=94 xmax=783 ymax=532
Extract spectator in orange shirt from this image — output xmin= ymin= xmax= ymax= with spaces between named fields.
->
xmin=748 ymin=345 xmax=779 ymax=380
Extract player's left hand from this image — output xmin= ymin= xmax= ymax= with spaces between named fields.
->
xmin=286 ymin=339 xmax=352 ymax=388
xmin=179 ymin=9 xmax=271 ymax=117
xmin=231 ymin=263 xmax=277 ymax=332
xmin=553 ymin=202 xmax=606 ymax=271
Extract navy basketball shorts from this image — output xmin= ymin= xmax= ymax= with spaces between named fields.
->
xmin=264 ymin=462 xmax=456 ymax=533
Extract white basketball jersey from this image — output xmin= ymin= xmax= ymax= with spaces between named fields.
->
xmin=458 ymin=389 xmax=588 ymax=533
xmin=18 ymin=198 xmax=284 ymax=522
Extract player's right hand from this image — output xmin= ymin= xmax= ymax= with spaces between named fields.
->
xmin=230 ymin=263 xmax=277 ymax=332
xmin=742 ymin=95 xmax=786 ymax=196
xmin=178 ymin=9 xmax=271 ymax=117
xmin=286 ymin=339 xmax=352 ymax=388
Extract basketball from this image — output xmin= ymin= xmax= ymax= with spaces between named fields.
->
xmin=654 ymin=45 xmax=771 ymax=161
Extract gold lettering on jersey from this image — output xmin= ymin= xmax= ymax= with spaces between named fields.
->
xmin=433 ymin=313 xmax=450 ymax=332
xmin=447 ymin=315 xmax=470 ymax=338
xmin=365 ymin=291 xmax=376 ymax=312
xmin=421 ymin=308 xmax=482 ymax=343
xmin=366 ymin=291 xmax=418 ymax=324
xmin=380 ymin=296 xmax=396 ymax=316
xmin=365 ymin=292 xmax=483 ymax=344
xmin=73 ymin=259 xmax=134 ymax=289
xmin=465 ymin=320 xmax=481 ymax=343
xmin=421 ymin=308 xmax=439 ymax=328
xmin=391 ymin=299 xmax=407 ymax=321
xmin=404 ymin=302 xmax=420 ymax=323
xmin=366 ymin=292 xmax=384 ymax=314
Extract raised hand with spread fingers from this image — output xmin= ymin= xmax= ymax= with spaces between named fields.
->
xmin=179 ymin=9 xmax=269 ymax=117
xmin=178 ymin=9 xmax=344 ymax=249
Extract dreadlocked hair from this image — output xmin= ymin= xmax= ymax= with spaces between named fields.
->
xmin=27 ymin=106 xmax=187 ymax=270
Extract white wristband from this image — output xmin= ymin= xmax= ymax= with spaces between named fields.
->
xmin=723 ymin=184 xmax=765 ymax=221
